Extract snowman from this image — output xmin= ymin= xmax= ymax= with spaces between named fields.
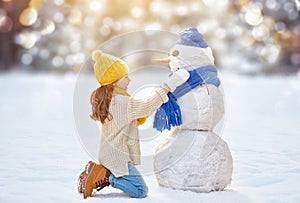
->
xmin=153 ymin=28 xmax=233 ymax=192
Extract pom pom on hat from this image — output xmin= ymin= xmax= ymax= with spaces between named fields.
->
xmin=177 ymin=27 xmax=208 ymax=48
xmin=92 ymin=50 xmax=103 ymax=61
xmin=92 ymin=50 xmax=129 ymax=86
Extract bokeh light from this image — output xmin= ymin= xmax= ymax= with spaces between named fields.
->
xmin=74 ymin=53 xmax=85 ymax=64
xmin=21 ymin=53 xmax=33 ymax=65
xmin=52 ymin=56 xmax=64 ymax=68
xmin=131 ymin=7 xmax=143 ymax=18
xmin=19 ymin=7 xmax=38 ymax=26
xmin=15 ymin=31 xmax=39 ymax=49
xmin=0 ymin=13 xmax=13 ymax=33
xmin=0 ymin=0 xmax=299 ymax=73
xmin=176 ymin=6 xmax=188 ymax=17
xmin=259 ymin=44 xmax=280 ymax=64
xmin=39 ymin=20 xmax=55 ymax=35
xmin=70 ymin=41 xmax=81 ymax=53
xmin=89 ymin=0 xmax=103 ymax=12
xmin=53 ymin=12 xmax=64 ymax=23
xmin=39 ymin=49 xmax=50 ymax=59
xmin=295 ymin=0 xmax=300 ymax=11
xmin=68 ymin=8 xmax=82 ymax=25
xmin=275 ymin=21 xmax=286 ymax=31
xmin=54 ymin=0 xmax=65 ymax=6
xmin=65 ymin=54 xmax=75 ymax=66
xmin=99 ymin=24 xmax=110 ymax=36
xmin=252 ymin=24 xmax=270 ymax=41
xmin=265 ymin=0 xmax=280 ymax=11
xmin=243 ymin=3 xmax=263 ymax=26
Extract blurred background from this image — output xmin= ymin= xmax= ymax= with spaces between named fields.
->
xmin=0 ymin=0 xmax=299 ymax=75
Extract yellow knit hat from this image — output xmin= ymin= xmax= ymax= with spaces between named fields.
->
xmin=92 ymin=50 xmax=129 ymax=86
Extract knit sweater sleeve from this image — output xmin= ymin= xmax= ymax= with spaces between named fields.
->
xmin=128 ymin=87 xmax=169 ymax=120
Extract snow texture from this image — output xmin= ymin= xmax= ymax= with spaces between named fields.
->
xmin=154 ymin=130 xmax=233 ymax=192
xmin=0 ymin=72 xmax=300 ymax=203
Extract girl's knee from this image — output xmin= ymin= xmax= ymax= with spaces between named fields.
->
xmin=136 ymin=185 xmax=148 ymax=198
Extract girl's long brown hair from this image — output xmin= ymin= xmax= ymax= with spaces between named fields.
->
xmin=90 ymin=84 xmax=115 ymax=124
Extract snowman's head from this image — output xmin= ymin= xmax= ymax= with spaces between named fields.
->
xmin=155 ymin=27 xmax=215 ymax=72
xmin=168 ymin=44 xmax=215 ymax=71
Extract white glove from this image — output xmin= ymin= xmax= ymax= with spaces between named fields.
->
xmin=164 ymin=69 xmax=190 ymax=92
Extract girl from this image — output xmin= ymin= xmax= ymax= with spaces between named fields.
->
xmin=79 ymin=50 xmax=189 ymax=199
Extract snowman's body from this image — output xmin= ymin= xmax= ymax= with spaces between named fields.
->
xmin=153 ymin=41 xmax=233 ymax=192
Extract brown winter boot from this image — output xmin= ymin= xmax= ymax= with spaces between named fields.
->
xmin=77 ymin=161 xmax=95 ymax=193
xmin=83 ymin=162 xmax=111 ymax=199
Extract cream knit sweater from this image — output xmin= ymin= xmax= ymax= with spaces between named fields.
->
xmin=98 ymin=88 xmax=169 ymax=177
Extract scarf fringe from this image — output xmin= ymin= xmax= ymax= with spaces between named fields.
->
xmin=153 ymin=93 xmax=182 ymax=132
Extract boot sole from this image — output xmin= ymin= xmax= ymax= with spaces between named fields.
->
xmin=78 ymin=161 xmax=94 ymax=193
xmin=83 ymin=162 xmax=96 ymax=199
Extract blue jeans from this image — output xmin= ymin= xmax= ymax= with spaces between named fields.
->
xmin=109 ymin=162 xmax=148 ymax=198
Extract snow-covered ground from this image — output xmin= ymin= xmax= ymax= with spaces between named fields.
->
xmin=0 ymin=72 xmax=300 ymax=203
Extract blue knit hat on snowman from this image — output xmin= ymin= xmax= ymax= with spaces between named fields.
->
xmin=177 ymin=27 xmax=208 ymax=48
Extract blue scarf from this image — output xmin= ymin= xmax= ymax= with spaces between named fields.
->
xmin=153 ymin=65 xmax=220 ymax=132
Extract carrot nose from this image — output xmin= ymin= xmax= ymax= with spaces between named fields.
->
xmin=154 ymin=58 xmax=171 ymax=63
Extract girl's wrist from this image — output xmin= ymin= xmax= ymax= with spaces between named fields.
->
xmin=162 ymin=83 xmax=171 ymax=93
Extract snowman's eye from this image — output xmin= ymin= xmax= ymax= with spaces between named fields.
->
xmin=172 ymin=50 xmax=179 ymax=57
